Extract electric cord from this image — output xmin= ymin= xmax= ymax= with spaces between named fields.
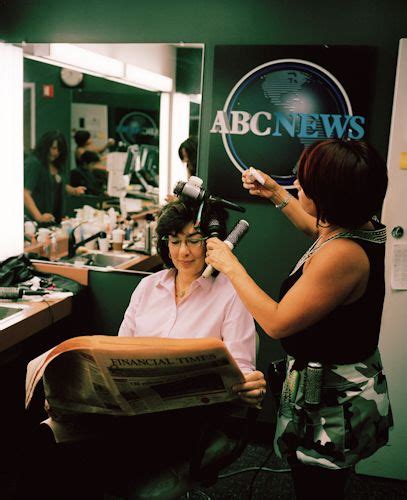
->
xmin=247 ymin=448 xmax=289 ymax=500
xmin=42 ymin=298 xmax=55 ymax=325
xmin=219 ymin=465 xmax=291 ymax=479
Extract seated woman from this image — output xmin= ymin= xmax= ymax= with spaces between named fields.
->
xmin=119 ymin=199 xmax=265 ymax=396
xmin=18 ymin=200 xmax=266 ymax=500
xmin=74 ymin=129 xmax=115 ymax=168
xmin=70 ymin=151 xmax=107 ymax=196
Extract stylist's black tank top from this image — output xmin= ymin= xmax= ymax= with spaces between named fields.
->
xmin=279 ymin=223 xmax=386 ymax=364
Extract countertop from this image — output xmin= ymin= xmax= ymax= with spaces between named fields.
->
xmin=0 ymin=295 xmax=73 ymax=353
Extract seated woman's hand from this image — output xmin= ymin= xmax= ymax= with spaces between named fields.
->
xmin=232 ymin=370 xmax=267 ymax=408
xmin=242 ymin=168 xmax=276 ymax=200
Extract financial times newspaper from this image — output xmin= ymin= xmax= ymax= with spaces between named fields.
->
xmin=26 ymin=336 xmax=244 ymax=441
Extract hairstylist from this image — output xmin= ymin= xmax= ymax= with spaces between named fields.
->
xmin=24 ymin=130 xmax=86 ymax=224
xmin=205 ymin=139 xmax=393 ymax=500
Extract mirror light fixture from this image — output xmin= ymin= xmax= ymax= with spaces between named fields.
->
xmin=125 ymin=63 xmax=173 ymax=92
xmin=0 ymin=43 xmax=24 ymax=261
xmin=170 ymin=93 xmax=190 ymax=186
xmin=159 ymin=93 xmax=171 ymax=205
xmin=27 ymin=44 xmax=174 ymax=93
xmin=50 ymin=43 xmax=125 ymax=78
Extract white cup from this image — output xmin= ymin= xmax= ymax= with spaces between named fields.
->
xmin=24 ymin=221 xmax=36 ymax=236
xmin=37 ymin=228 xmax=51 ymax=244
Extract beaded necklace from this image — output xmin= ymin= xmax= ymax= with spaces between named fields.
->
xmin=290 ymin=225 xmax=386 ymax=276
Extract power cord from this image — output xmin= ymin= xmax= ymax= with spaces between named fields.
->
xmin=247 ymin=448 xmax=289 ymax=500
xmin=219 ymin=464 xmax=291 ymax=479
xmin=42 ymin=298 xmax=55 ymax=325
xmin=217 ymin=447 xmax=290 ymax=499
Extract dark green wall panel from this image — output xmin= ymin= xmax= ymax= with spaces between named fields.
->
xmin=88 ymin=270 xmax=149 ymax=335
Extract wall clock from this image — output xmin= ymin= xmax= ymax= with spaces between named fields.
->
xmin=60 ymin=68 xmax=84 ymax=88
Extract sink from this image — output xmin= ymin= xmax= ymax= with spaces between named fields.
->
xmin=0 ymin=303 xmax=27 ymax=325
xmin=86 ymin=252 xmax=136 ymax=267
xmin=59 ymin=252 xmax=137 ymax=268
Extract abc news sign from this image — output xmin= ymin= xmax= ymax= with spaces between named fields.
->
xmin=209 ymin=58 xmax=366 ymax=188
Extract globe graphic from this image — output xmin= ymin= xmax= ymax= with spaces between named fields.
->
xmin=224 ymin=62 xmax=351 ymax=184
xmin=116 ymin=111 xmax=158 ymax=146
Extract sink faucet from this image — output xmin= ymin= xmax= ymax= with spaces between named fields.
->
xmin=68 ymin=225 xmax=107 ymax=258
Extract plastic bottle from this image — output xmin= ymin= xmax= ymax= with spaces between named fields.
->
xmin=108 ymin=207 xmax=118 ymax=230
xmin=49 ymin=235 xmax=58 ymax=260
xmin=144 ymin=213 xmax=157 ymax=255
xmin=98 ymin=231 xmax=109 ymax=252
xmin=125 ymin=216 xmax=134 ymax=241
xmin=43 ymin=234 xmax=51 ymax=259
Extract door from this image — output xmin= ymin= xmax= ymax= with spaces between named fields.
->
xmin=71 ymin=103 xmax=108 ymax=170
xmin=356 ymin=38 xmax=407 ymax=480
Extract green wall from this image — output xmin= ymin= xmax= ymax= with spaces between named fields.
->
xmin=3 ymin=0 xmax=406 ymax=393
xmin=24 ymin=58 xmax=72 ymax=148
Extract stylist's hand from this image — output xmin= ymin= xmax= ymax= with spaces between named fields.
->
xmin=73 ymin=186 xmax=87 ymax=196
xmin=242 ymin=168 xmax=277 ymax=200
xmin=67 ymin=184 xmax=87 ymax=196
xmin=206 ymin=237 xmax=243 ymax=276
xmin=36 ymin=213 xmax=55 ymax=223
xmin=233 ymin=370 xmax=267 ymax=408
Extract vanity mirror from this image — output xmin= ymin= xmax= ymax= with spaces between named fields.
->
xmin=22 ymin=43 xmax=204 ymax=225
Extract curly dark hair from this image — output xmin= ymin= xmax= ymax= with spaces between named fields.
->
xmin=34 ymin=130 xmax=68 ymax=172
xmin=297 ymin=139 xmax=388 ymax=229
xmin=156 ymin=199 xmax=228 ymax=268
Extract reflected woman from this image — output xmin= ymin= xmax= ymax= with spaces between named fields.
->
xmin=73 ymin=129 xmax=115 ymax=168
xmin=24 ymin=131 xmax=86 ymax=224
xmin=178 ymin=136 xmax=198 ymax=179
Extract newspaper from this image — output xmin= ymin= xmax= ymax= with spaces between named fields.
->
xmin=26 ymin=335 xmax=245 ymax=442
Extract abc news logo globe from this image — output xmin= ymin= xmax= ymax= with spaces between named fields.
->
xmin=210 ymin=59 xmax=365 ymax=187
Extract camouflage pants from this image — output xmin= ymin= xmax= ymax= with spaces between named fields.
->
xmin=274 ymin=349 xmax=393 ymax=469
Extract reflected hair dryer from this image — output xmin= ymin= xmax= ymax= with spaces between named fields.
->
xmin=173 ymin=176 xmax=245 ymax=213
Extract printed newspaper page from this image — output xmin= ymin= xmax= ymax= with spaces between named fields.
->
xmin=26 ymin=336 xmax=245 ymax=441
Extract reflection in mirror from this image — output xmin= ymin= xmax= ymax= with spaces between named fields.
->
xmin=22 ymin=43 xmax=203 ymax=262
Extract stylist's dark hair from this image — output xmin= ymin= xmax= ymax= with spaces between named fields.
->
xmin=156 ymin=199 xmax=228 ymax=268
xmin=74 ymin=130 xmax=91 ymax=147
xmin=34 ymin=130 xmax=68 ymax=171
xmin=178 ymin=136 xmax=198 ymax=177
xmin=297 ymin=139 xmax=388 ymax=229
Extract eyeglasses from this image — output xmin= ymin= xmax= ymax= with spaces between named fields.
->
xmin=162 ymin=235 xmax=208 ymax=248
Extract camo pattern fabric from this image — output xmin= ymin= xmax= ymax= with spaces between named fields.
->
xmin=274 ymin=349 xmax=393 ymax=469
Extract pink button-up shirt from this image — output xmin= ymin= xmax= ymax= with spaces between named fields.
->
xmin=118 ymin=269 xmax=256 ymax=373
